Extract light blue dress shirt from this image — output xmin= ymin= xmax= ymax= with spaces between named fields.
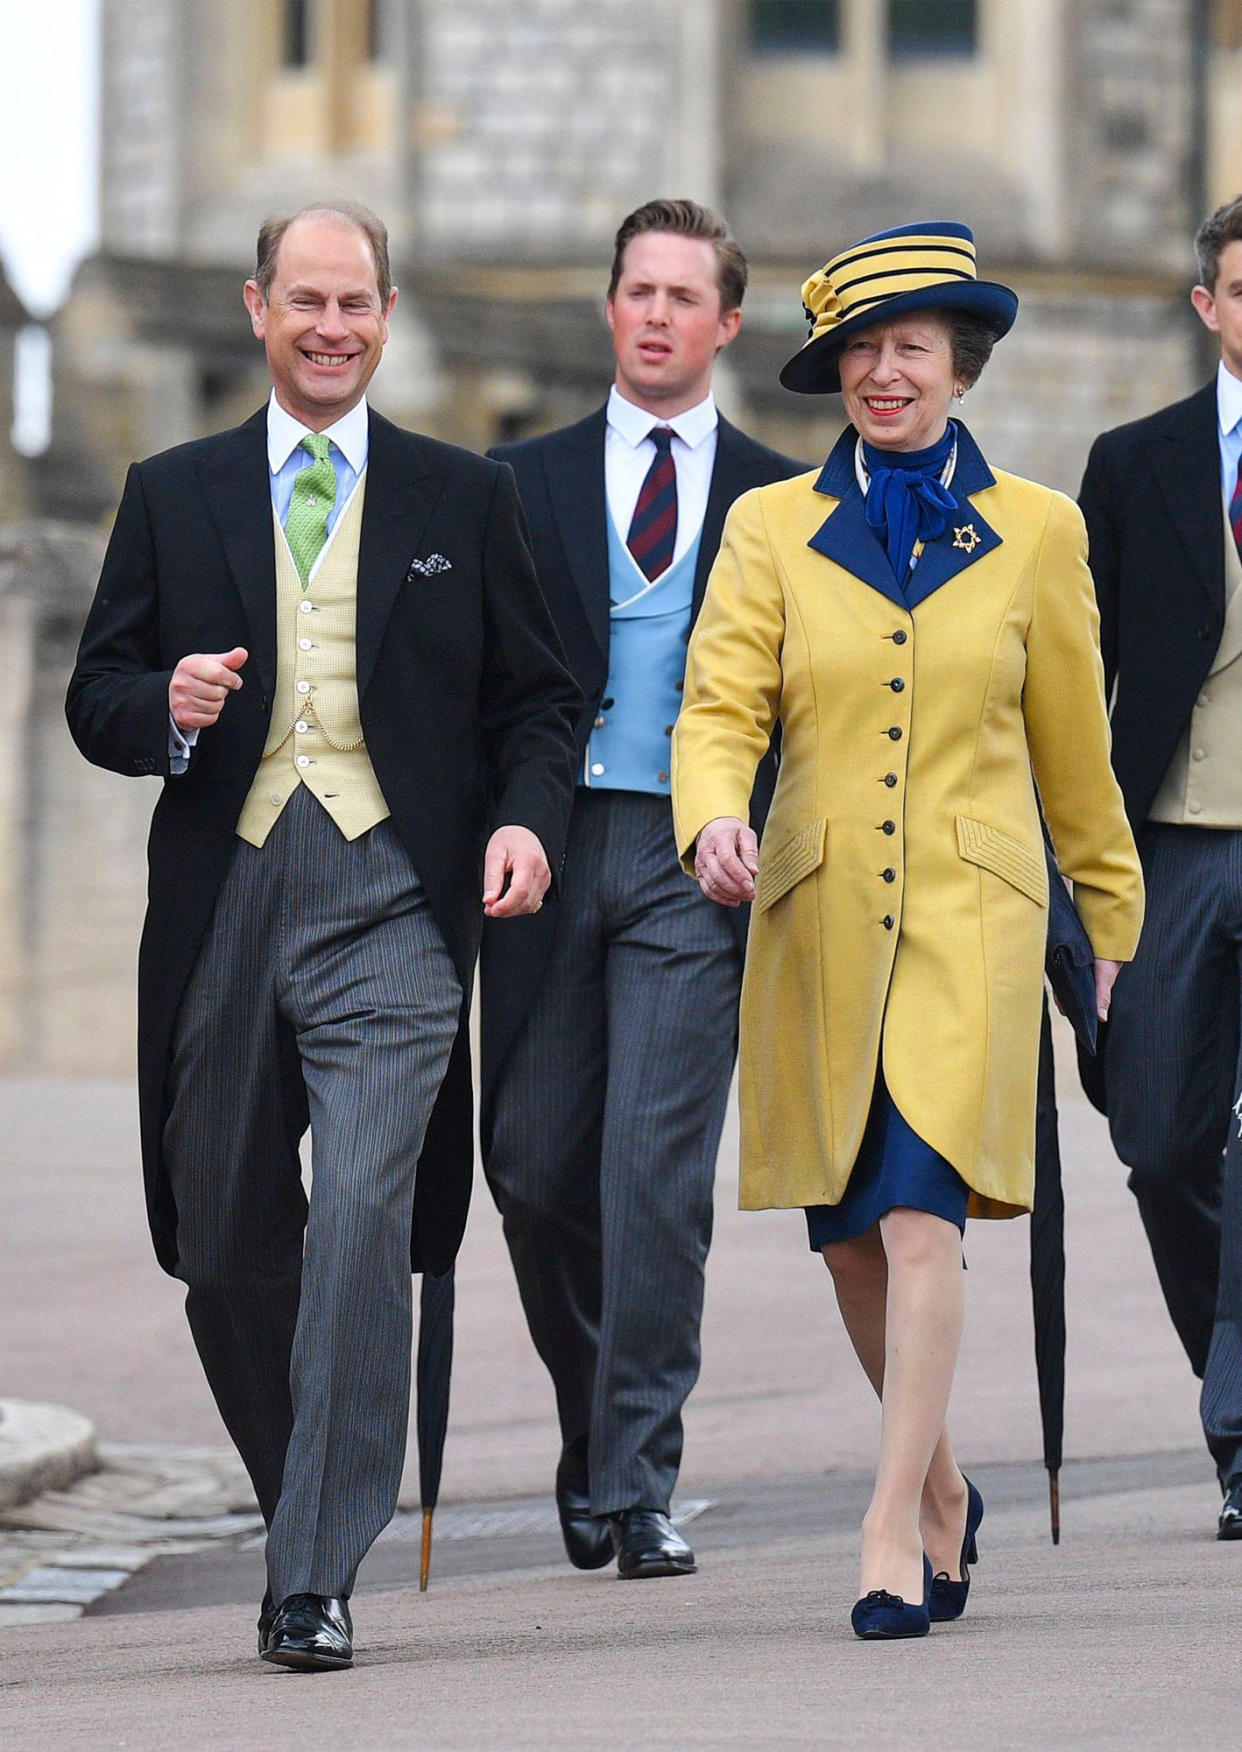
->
xmin=1217 ymin=362 xmax=1242 ymax=507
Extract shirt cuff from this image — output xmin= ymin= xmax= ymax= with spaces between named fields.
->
xmin=169 ymin=715 xmax=199 ymax=775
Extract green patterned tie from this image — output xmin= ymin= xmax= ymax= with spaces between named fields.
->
xmin=285 ymin=433 xmax=337 ymax=589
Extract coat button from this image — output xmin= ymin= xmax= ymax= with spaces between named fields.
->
xmin=664 ymin=724 xmax=674 ymax=736
xmin=881 ymin=820 xmax=896 ymax=834
xmin=888 ymin=726 xmax=903 ymax=740
xmin=296 ymin=754 xmax=311 ymax=768
xmin=884 ymin=773 xmax=898 ymax=787
xmin=594 ymin=715 xmax=606 ymax=728
xmin=591 ymin=762 xmax=605 ymax=776
xmin=602 ymin=697 xmax=615 ymax=709
xmin=657 ymin=769 xmax=669 ymax=784
xmin=882 ymin=867 xmax=896 ymax=882
xmin=675 ymin=680 xmax=684 ymax=692
xmin=882 ymin=914 xmax=895 ymax=930
xmin=890 ymin=677 xmax=905 ymax=692
xmin=299 ymin=600 xmax=314 ymax=614
xmin=297 ymin=680 xmax=311 ymax=693
xmin=892 ymin=630 xmax=908 ymax=645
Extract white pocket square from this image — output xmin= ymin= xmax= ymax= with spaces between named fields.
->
xmin=407 ymin=553 xmax=452 ymax=578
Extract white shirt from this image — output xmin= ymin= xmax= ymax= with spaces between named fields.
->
xmin=604 ymin=385 xmax=718 ymax=568
xmin=1217 ymin=361 xmax=1242 ymax=505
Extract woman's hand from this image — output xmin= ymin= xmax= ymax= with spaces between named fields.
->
xmin=694 ymin=816 xmax=759 ymax=907
xmin=1094 ymin=958 xmax=1123 ymax=1022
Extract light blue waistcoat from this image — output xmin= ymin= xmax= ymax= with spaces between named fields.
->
xmin=583 ymin=514 xmax=702 ymax=796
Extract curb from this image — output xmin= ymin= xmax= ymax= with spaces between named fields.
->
xmin=0 ymin=1399 xmax=96 ymax=1511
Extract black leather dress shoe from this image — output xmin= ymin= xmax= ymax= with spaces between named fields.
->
xmin=261 ymin=1593 xmax=353 ymax=1670
xmin=257 ymin=1590 xmax=276 ymax=1656
xmin=1218 ymin=1477 xmax=1242 ymax=1540
xmin=608 ymin=1509 xmax=696 ymax=1579
xmin=555 ymin=1437 xmax=613 ymax=1570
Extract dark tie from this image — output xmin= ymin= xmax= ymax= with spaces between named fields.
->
xmin=626 ymin=426 xmax=678 ymax=581
xmin=1231 ymin=455 xmax=1242 ymax=560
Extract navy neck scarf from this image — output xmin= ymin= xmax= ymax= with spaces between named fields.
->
xmin=862 ymin=422 xmax=957 ymax=584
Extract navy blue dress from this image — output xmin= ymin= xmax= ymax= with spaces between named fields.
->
xmin=804 ymin=1065 xmax=970 ymax=1250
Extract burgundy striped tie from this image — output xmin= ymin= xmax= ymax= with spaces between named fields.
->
xmin=1231 ymin=456 xmax=1242 ymax=559
xmin=627 ymin=427 xmax=678 ymax=581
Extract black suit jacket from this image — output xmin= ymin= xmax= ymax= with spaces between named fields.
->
xmin=1077 ymin=378 xmax=1226 ymax=1108
xmin=1079 ymin=379 xmax=1226 ymax=826
xmin=477 ymin=405 xmax=803 ymax=1142
xmin=66 ymin=405 xmax=580 ymax=1276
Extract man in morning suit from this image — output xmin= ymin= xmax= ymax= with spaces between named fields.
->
xmin=480 ymin=199 xmax=801 ymax=1579
xmin=1080 ymin=192 xmax=1242 ymax=1538
xmin=66 ymin=202 xmax=579 ymax=1666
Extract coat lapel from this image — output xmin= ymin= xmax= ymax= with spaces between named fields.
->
xmin=543 ymin=408 xmax=610 ymax=660
xmin=196 ymin=408 xmax=278 ymax=700
xmin=356 ymin=411 xmax=448 ymax=699
xmin=807 ymin=421 xmax=1001 ymax=611
xmin=1154 ymin=381 xmax=1225 ymax=622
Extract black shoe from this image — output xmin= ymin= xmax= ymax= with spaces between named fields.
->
xmin=852 ymin=1556 xmax=933 ymax=1641
xmin=608 ymin=1508 xmax=696 ymax=1579
xmin=555 ymin=1437 xmax=613 ymax=1570
xmin=257 ymin=1590 xmax=276 ymax=1656
xmin=929 ymin=1476 xmax=984 ymax=1622
xmin=1218 ymin=1477 xmax=1242 ymax=1540
xmin=261 ymin=1593 xmax=353 ymax=1671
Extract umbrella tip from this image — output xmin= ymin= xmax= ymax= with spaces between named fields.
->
xmin=1049 ymin=1470 xmax=1061 ymax=1546
xmin=420 ymin=1506 xmax=434 ymax=1592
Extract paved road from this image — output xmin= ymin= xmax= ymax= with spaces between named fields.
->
xmin=1 ymin=1028 xmax=1235 ymax=1746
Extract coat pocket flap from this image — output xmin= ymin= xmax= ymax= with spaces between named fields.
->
xmin=754 ymin=818 xmax=827 ymax=913
xmin=955 ymin=816 xmax=1049 ymax=906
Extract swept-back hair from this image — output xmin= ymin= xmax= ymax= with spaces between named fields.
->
xmin=608 ymin=198 xmax=748 ymax=312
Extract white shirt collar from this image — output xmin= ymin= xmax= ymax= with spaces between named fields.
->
xmin=266 ymin=392 xmax=370 ymax=474
xmin=606 ymin=384 xmax=718 ymax=451
xmin=1217 ymin=361 xmax=1242 ymax=439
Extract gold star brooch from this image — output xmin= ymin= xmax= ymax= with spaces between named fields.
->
xmin=953 ymin=523 xmax=981 ymax=554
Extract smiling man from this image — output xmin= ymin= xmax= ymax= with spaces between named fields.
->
xmin=479 ymin=199 xmax=801 ymax=1580
xmin=65 ymin=202 xmax=579 ymax=1667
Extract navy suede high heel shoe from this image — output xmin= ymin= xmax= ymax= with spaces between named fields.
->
xmin=851 ymin=1554 xmax=932 ymax=1640
xmin=929 ymin=1477 xmax=984 ymax=1623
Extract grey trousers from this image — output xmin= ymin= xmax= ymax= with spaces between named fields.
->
xmin=163 ymin=789 xmax=461 ymax=1600
xmin=486 ymin=789 xmax=741 ymax=1516
xmin=1106 ymin=823 xmax=1242 ymax=1485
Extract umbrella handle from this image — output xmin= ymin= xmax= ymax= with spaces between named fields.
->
xmin=1049 ymin=1469 xmax=1060 ymax=1546
xmin=420 ymin=1507 xmax=434 ymax=1591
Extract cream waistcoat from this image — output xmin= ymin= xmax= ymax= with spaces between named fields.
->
xmin=1149 ymin=496 xmax=1242 ymax=827
xmin=236 ymin=473 xmax=390 ymax=846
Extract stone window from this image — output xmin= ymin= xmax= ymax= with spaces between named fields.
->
xmin=888 ymin=0 xmax=978 ymax=57
xmin=748 ymin=1 xmax=842 ymax=54
xmin=283 ymin=0 xmax=312 ymax=68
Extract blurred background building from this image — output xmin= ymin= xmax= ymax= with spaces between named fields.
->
xmin=0 ymin=0 xmax=1237 ymax=1069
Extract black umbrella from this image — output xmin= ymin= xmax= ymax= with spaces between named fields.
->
xmin=416 ymin=1266 xmax=456 ymax=1589
xmin=1031 ymin=998 xmax=1066 ymax=1544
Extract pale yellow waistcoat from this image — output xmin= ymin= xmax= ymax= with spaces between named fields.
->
xmin=1149 ymin=496 xmax=1242 ymax=826
xmin=236 ymin=473 xmax=390 ymax=847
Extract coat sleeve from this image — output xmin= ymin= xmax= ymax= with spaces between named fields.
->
xmin=1022 ymin=489 xmax=1143 ymax=961
xmin=672 ymin=487 xmax=786 ymax=871
xmin=64 ymin=462 xmax=177 ymax=779
xmin=1077 ymin=435 xmax=1120 ymax=699
xmin=478 ymin=461 xmax=581 ymax=880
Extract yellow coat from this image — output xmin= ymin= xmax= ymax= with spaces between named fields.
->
xmin=671 ymin=426 xmax=1144 ymax=1219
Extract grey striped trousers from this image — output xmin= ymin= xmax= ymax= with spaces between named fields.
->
xmin=163 ymin=788 xmax=461 ymax=1599
xmin=485 ymin=789 xmax=741 ymax=1516
xmin=1106 ymin=823 xmax=1242 ymax=1485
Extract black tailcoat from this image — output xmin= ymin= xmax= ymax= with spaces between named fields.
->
xmin=1079 ymin=379 xmax=1226 ymax=826
xmin=478 ymin=406 xmax=803 ymax=1136
xmin=66 ymin=406 xmax=580 ymax=1276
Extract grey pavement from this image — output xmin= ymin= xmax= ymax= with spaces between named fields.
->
xmin=1 ymin=1022 xmax=1236 ymax=1746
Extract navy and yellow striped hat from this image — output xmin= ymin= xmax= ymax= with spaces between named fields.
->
xmin=780 ymin=221 xmax=1018 ymax=395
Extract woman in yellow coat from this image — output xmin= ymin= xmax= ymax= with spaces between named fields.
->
xmin=671 ymin=223 xmax=1144 ymax=1639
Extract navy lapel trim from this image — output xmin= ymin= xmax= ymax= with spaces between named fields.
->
xmin=807 ymin=420 xmax=1001 ymax=609
xmin=356 ymin=411 xmax=446 ymax=699
xmin=543 ymin=407 xmax=610 ymax=660
xmin=196 ymin=408 xmax=278 ymax=701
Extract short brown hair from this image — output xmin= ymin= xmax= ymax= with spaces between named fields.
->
xmin=1196 ymin=195 xmax=1242 ymax=290
xmin=608 ymin=198 xmax=748 ymax=312
xmin=253 ymin=200 xmax=392 ymax=303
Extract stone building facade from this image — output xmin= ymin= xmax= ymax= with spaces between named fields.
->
xmin=6 ymin=0 xmax=1235 ymax=1070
